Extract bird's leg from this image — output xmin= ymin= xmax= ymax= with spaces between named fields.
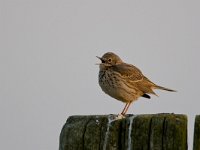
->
xmin=121 ymin=102 xmax=132 ymax=115
xmin=121 ymin=103 xmax=129 ymax=115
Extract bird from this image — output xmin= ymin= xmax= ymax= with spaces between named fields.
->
xmin=97 ymin=52 xmax=176 ymax=116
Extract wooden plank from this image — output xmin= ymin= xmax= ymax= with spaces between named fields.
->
xmin=193 ymin=115 xmax=200 ymax=150
xmin=59 ymin=114 xmax=187 ymax=150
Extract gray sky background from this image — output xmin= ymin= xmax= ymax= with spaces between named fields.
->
xmin=1 ymin=1 xmax=200 ymax=150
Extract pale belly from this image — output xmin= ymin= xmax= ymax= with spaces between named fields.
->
xmin=99 ymin=71 xmax=140 ymax=103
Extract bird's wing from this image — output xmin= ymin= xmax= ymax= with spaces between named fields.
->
xmin=112 ymin=63 xmax=144 ymax=82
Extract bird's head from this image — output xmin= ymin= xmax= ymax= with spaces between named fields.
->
xmin=96 ymin=52 xmax=123 ymax=67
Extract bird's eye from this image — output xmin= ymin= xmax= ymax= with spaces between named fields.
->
xmin=108 ymin=58 xmax=112 ymax=62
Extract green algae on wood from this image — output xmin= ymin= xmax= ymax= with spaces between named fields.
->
xmin=193 ymin=115 xmax=200 ymax=150
xmin=59 ymin=114 xmax=187 ymax=150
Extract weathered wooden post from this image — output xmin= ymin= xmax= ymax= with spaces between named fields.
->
xmin=59 ymin=114 xmax=187 ymax=150
xmin=193 ymin=115 xmax=200 ymax=150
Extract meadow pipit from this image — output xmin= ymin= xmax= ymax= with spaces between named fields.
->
xmin=97 ymin=52 xmax=176 ymax=115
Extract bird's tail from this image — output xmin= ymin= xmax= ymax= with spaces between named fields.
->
xmin=156 ymin=85 xmax=176 ymax=92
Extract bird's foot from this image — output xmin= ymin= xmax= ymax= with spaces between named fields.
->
xmin=115 ymin=114 xmax=125 ymax=120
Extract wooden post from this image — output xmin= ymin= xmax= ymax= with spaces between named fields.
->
xmin=59 ymin=114 xmax=187 ymax=150
xmin=193 ymin=115 xmax=200 ymax=150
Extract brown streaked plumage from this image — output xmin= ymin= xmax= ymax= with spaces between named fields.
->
xmin=97 ymin=52 xmax=176 ymax=115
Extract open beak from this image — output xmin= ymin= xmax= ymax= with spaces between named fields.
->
xmin=95 ymin=56 xmax=102 ymax=65
xmin=96 ymin=56 xmax=104 ymax=65
xmin=96 ymin=56 xmax=102 ymax=60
